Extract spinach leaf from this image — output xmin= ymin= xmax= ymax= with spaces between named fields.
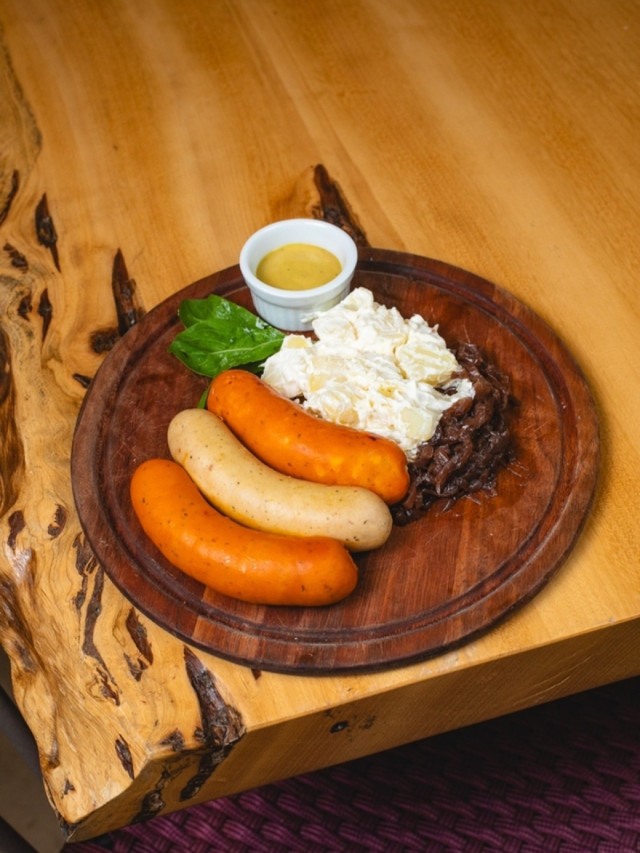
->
xmin=168 ymin=294 xmax=285 ymax=378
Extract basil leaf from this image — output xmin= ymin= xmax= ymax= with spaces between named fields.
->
xmin=168 ymin=294 xmax=285 ymax=378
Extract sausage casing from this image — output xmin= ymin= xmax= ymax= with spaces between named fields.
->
xmin=207 ymin=369 xmax=410 ymax=504
xmin=130 ymin=458 xmax=358 ymax=606
xmin=167 ymin=408 xmax=392 ymax=552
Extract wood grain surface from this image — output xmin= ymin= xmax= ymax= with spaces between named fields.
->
xmin=0 ymin=0 xmax=639 ymax=841
xmin=72 ymin=251 xmax=598 ymax=673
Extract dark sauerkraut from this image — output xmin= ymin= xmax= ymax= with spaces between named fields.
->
xmin=392 ymin=343 xmax=515 ymax=525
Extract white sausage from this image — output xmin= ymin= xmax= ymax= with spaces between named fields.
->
xmin=167 ymin=408 xmax=393 ymax=552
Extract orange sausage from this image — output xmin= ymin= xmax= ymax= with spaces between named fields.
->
xmin=207 ymin=369 xmax=410 ymax=504
xmin=130 ymin=458 xmax=358 ymax=607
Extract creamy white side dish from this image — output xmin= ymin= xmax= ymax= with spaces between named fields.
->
xmin=261 ymin=288 xmax=474 ymax=459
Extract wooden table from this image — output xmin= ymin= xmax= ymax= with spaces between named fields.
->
xmin=1 ymin=0 xmax=638 ymax=842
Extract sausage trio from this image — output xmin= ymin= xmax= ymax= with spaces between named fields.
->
xmin=130 ymin=369 xmax=410 ymax=607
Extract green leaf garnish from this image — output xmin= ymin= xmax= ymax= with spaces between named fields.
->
xmin=168 ymin=294 xmax=285 ymax=378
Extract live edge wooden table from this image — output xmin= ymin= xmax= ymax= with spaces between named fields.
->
xmin=1 ymin=0 xmax=639 ymax=843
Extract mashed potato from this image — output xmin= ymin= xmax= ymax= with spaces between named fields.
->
xmin=261 ymin=288 xmax=474 ymax=459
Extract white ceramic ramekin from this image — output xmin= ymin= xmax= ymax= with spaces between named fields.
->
xmin=239 ymin=218 xmax=358 ymax=331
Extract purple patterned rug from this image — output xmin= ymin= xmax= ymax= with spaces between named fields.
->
xmin=67 ymin=677 xmax=640 ymax=852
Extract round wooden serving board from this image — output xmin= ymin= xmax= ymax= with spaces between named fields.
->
xmin=71 ymin=249 xmax=599 ymax=674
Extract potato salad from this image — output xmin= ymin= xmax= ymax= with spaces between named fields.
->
xmin=261 ymin=287 xmax=474 ymax=460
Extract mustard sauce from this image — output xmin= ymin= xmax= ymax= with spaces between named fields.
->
xmin=256 ymin=243 xmax=342 ymax=290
